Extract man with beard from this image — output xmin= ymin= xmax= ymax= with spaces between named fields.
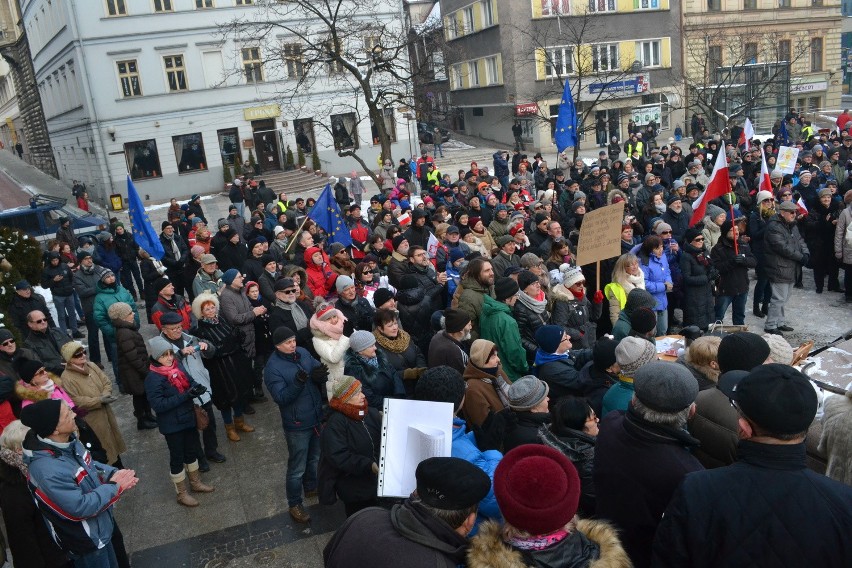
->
xmin=406 ymin=245 xmax=448 ymax=291
xmin=211 ymin=218 xmax=233 ymax=255
xmin=268 ymin=278 xmax=315 ymax=350
xmin=150 ymin=277 xmax=195 ymax=331
xmin=159 ymin=222 xmax=189 ymax=295
xmin=662 ymin=195 xmax=691 ymax=243
xmin=427 ymin=309 xmax=472 ymax=374
xmin=457 ymin=258 xmax=495 ymax=339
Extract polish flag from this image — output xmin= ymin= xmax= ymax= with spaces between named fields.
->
xmin=796 ymin=197 xmax=808 ymax=216
xmin=397 ymin=211 xmax=411 ymax=228
xmin=759 ymin=146 xmax=772 ymax=191
xmin=426 ymin=232 xmax=440 ymax=259
xmin=690 ymin=149 xmax=730 ymax=227
xmin=738 ymin=118 xmax=755 ymax=150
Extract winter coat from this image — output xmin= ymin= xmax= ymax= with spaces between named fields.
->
xmin=652 ymin=440 xmax=852 ymax=568
xmin=688 ymin=386 xmax=739 ymax=469
xmin=336 ymin=296 xmax=375 ymax=336
xmin=264 ymin=347 xmax=323 ymax=431
xmin=21 ymin=431 xmax=119 ymax=556
xmin=218 ymin=286 xmax=257 ymax=358
xmin=145 ymin=361 xmax=201 ymax=435
xmin=41 ymin=262 xmax=75 ymax=297
xmin=802 ymin=199 xmax=841 ymax=269
xmin=93 ymin=282 xmax=138 ymax=343
xmin=61 ymin=362 xmax=127 ymax=464
xmin=535 ymin=350 xmax=595 ymax=402
xmin=639 ymin=252 xmax=670 ymax=311
xmin=594 ymin=407 xmax=703 ymax=568
xmin=192 ymin=267 xmax=222 ymax=298
xmin=513 ymin=296 xmax=550 ymax=363
xmin=549 ymin=284 xmax=601 ymax=348
xmin=397 ymin=284 xmax=443 ymax=355
xmin=113 ymin=319 xmax=148 ymax=396
xmin=343 ymin=350 xmax=405 ymax=409
xmin=8 ymin=292 xmax=54 ymax=334
xmin=269 ymin=300 xmax=315 ymax=351
xmin=678 ymin=243 xmax=715 ymax=330
xmin=835 ymin=204 xmax=852 ymax=265
xmin=320 ymin=407 xmax=382 ymax=503
xmin=160 ymin=331 xmax=213 ymax=406
xmin=457 ymin=277 xmax=493 ymax=340
xmin=819 ymin=394 xmax=852 ymax=486
xmin=708 ymin=237 xmax=753 ymax=299
xmin=501 ymin=410 xmax=550 ymax=453
xmin=452 ymin=417 xmax=502 ymax=521
xmin=489 ymin=250 xmax=520 ymax=280
xmin=539 ymin=426 xmax=597 ymax=516
xmin=576 ymin=361 xmax=617 ymax=418
xmin=428 ymin=331 xmax=470 ymax=375
xmin=763 ymin=215 xmax=808 ymax=283
xmin=73 ymin=264 xmax=106 ymax=314
xmin=150 ymin=295 xmax=195 ymax=332
xmin=701 ymin=218 xmax=722 ymax=253
xmin=468 ymin=518 xmax=630 ymax=568
xmin=217 ymin=241 xmax=248 ymax=273
xmin=23 ymin=329 xmax=71 ymax=375
xmin=0 ymin=347 xmax=37 ymax=383
xmin=94 ymin=244 xmax=122 ymax=274
xmin=461 ymin=363 xmax=507 ymax=427
xmin=159 ymin=233 xmax=189 ymax=279
xmin=194 ymin=318 xmax=253 ymax=410
xmin=479 ymin=296 xmax=529 ymax=381
xmin=306 ymin=261 xmax=338 ymax=299
xmin=113 ymin=231 xmax=139 ymax=262
xmin=373 ymin=330 xmax=426 ymax=375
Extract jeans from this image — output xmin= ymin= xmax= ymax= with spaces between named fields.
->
xmin=54 ymin=294 xmax=78 ymax=335
xmin=656 ymin=310 xmax=669 ymax=336
xmin=234 ymin=202 xmax=245 ymax=219
xmin=119 ymin=260 xmax=143 ymax=300
xmin=284 ymin=428 xmax=320 ymax=507
xmin=715 ymin=292 xmax=748 ymax=325
xmin=164 ymin=427 xmax=202 ymax=475
xmin=220 ymin=403 xmax=244 ymax=424
xmin=434 ymin=142 xmax=444 ymax=157
xmin=70 ymin=543 xmax=118 ymax=568
xmin=753 ymin=261 xmax=772 ymax=309
xmin=765 ymin=282 xmax=793 ymax=330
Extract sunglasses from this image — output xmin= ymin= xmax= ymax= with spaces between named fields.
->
xmin=1 ymin=339 xmax=14 ymax=346
xmin=32 ymin=319 xmax=47 ymax=324
xmin=692 ymin=237 xmax=705 ymax=242
xmin=283 ymin=289 xmax=298 ymax=294
xmin=72 ymin=350 xmax=87 ymax=358
xmin=660 ymin=230 xmax=672 ymax=235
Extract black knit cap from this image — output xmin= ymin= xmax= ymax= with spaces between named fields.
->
xmin=272 ymin=326 xmax=296 ymax=345
xmin=13 ymin=358 xmax=44 ymax=384
xmin=373 ymin=288 xmax=395 ymax=308
xmin=593 ymin=338 xmax=618 ymax=370
xmin=717 ymin=332 xmax=770 ymax=373
xmin=416 ymin=457 xmax=491 ymax=510
xmin=415 ymin=366 xmax=466 ymax=412
xmin=443 ymin=309 xmax=471 ymax=334
xmin=494 ymin=277 xmax=519 ymax=302
xmin=517 ymin=270 xmax=540 ymax=291
xmin=20 ymin=399 xmax=62 ymax=437
xmin=153 ymin=277 xmax=172 ymax=294
xmin=629 ymin=306 xmax=658 ymax=335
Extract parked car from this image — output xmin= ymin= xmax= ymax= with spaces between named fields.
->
xmin=0 ymin=194 xmax=108 ymax=244
xmin=417 ymin=122 xmax=451 ymax=144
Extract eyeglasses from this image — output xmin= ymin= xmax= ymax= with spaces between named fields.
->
xmin=1 ymin=339 xmax=14 ymax=346
xmin=692 ymin=237 xmax=705 ymax=242
xmin=283 ymin=289 xmax=298 ymax=294
xmin=32 ymin=319 xmax=47 ymax=324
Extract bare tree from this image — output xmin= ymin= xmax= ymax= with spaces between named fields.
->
xmin=216 ymin=0 xmax=422 ymax=182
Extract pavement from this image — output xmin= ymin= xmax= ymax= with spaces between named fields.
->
xmin=1 ymin=131 xmax=851 ymax=568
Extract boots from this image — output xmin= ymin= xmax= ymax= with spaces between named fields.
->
xmin=171 ymin=471 xmax=199 ymax=507
xmin=234 ymin=416 xmax=255 ymax=433
xmin=224 ymin=423 xmax=241 ymax=442
xmin=186 ymin=461 xmax=215 ymax=493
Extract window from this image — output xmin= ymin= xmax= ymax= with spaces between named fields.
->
xmin=779 ymin=0 xmax=791 ymax=6
xmin=331 ymin=113 xmax=358 ymax=150
xmin=293 ymin=119 xmax=315 ymax=154
xmin=154 ymin=0 xmax=173 ymax=12
xmin=482 ymin=0 xmax=494 ymax=27
xmin=370 ymin=108 xmax=397 ymax=144
xmin=116 ymin=60 xmax=141 ymax=97
xmin=485 ymin=56 xmax=500 ymax=85
xmin=545 ymin=46 xmax=574 ymax=77
xmin=778 ymin=40 xmax=791 ymax=63
xmin=469 ymin=61 xmax=480 ymax=87
xmin=105 ymin=0 xmax=126 ymax=16
xmin=217 ymin=128 xmax=240 ymax=166
xmin=811 ymin=37 xmax=823 ymax=72
xmin=744 ymin=42 xmax=758 ymax=64
xmin=744 ymin=0 xmax=757 ymax=8
xmin=282 ymin=43 xmax=304 ymax=79
xmin=541 ymin=0 xmax=570 ymax=16
xmin=708 ymin=45 xmax=723 ymax=71
xmin=588 ymin=0 xmax=615 ymax=13
xmin=446 ymin=15 xmax=459 ymax=40
xmin=163 ymin=55 xmax=188 ymax=92
xmin=472 ymin=107 xmax=484 ymax=117
xmin=125 ymin=140 xmax=162 ymax=180
xmin=241 ymin=47 xmax=264 ymax=83
xmin=236 ymin=0 xmax=253 ymax=4
xmin=634 ymin=0 xmax=661 ymax=9
xmin=636 ymin=40 xmax=661 ymax=68
xmin=173 ymin=133 xmax=207 ymax=173
xmin=591 ymin=43 xmax=619 ymax=72
xmin=196 ymin=0 xmax=214 ymax=7
xmin=451 ymin=64 xmax=463 ymax=89
xmin=324 ymin=40 xmax=344 ymax=74
xmin=432 ymin=51 xmax=447 ymax=81
xmin=462 ymin=7 xmax=474 ymax=33
xmin=707 ymin=0 xmax=721 ymax=10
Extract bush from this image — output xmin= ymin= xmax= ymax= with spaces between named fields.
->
xmin=286 ymin=146 xmax=295 ymax=168
xmin=312 ymin=151 xmax=321 ymax=172
xmin=223 ymin=162 xmax=232 ymax=185
xmin=234 ymin=159 xmax=242 ymax=177
xmin=248 ymin=149 xmax=256 ymax=168
xmin=0 ymin=226 xmax=43 ymax=338
xmin=297 ymin=145 xmax=305 ymax=167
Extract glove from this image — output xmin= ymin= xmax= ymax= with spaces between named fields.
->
xmin=801 ymin=253 xmax=810 ymax=268
xmin=593 ymin=290 xmax=604 ymax=304
xmin=295 ymin=369 xmax=308 ymax=384
xmin=188 ymin=384 xmax=207 ymax=397
xmin=100 ymin=395 xmax=118 ymax=405
xmin=371 ymin=462 xmax=379 ymax=475
xmin=403 ymin=367 xmax=427 ymax=381
xmin=310 ymin=363 xmax=329 ymax=384
xmin=733 ymin=254 xmax=747 ymax=265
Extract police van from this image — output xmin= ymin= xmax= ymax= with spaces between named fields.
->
xmin=0 ymin=194 xmax=108 ymax=243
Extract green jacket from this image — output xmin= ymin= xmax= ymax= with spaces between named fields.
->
xmin=93 ymin=282 xmax=139 ymax=342
xmin=479 ymin=295 xmax=528 ymax=381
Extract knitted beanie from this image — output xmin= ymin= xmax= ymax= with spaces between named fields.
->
xmin=349 ymin=330 xmax=377 ymax=353
xmin=629 ymin=306 xmax=658 ymax=335
xmin=508 ymin=376 xmax=549 ymax=411
xmin=20 ymin=399 xmax=62 ymax=438
xmin=415 ymin=366 xmax=466 ymax=411
xmin=717 ymin=332 xmax=770 ymax=373
xmin=762 ymin=333 xmax=795 ymax=366
xmin=443 ymin=309 xmax=471 ymax=334
xmin=615 ymin=336 xmax=657 ymax=376
xmin=494 ymin=277 xmax=520 ymax=302
xmin=535 ymin=325 xmax=564 ymax=354
xmin=331 ymin=375 xmax=362 ymax=403
xmin=221 ymin=269 xmax=240 ymax=286
xmin=517 ymin=270 xmax=540 ymax=291
xmin=373 ymin=288 xmax=395 ymax=308
xmin=107 ymin=302 xmax=133 ymax=322
xmin=335 ymin=275 xmax=355 ymax=293
xmin=561 ymin=265 xmax=585 ymax=288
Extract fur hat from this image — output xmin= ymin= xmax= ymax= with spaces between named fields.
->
xmin=615 ymin=336 xmax=657 ymax=376
xmin=684 ymin=227 xmax=703 ymax=244
xmin=191 ymin=292 xmax=220 ymax=319
xmin=107 ymin=302 xmax=133 ymax=322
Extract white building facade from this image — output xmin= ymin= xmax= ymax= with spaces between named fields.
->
xmin=21 ymin=0 xmax=412 ymax=203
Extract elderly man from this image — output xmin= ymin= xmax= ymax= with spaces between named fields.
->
xmin=763 ymin=201 xmax=809 ymax=336
xmin=594 ymin=361 xmax=702 ymax=568
xmin=193 ymin=254 xmax=222 ymax=298
xmin=218 ymin=269 xmax=266 ymax=403
xmin=23 ymin=310 xmax=71 ymax=376
xmin=268 ymin=277 xmax=314 ymax=350
xmin=8 ymin=280 xmax=54 ymax=334
xmin=0 ymin=327 xmax=37 ymax=380
xmin=654 ymin=364 xmax=852 ymax=567
xmin=150 ymin=277 xmax=195 ymax=331
xmin=160 ymin=221 xmax=189 ymax=295
xmin=427 ymin=309 xmax=472 ymax=374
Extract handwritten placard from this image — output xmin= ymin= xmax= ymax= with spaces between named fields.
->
xmin=775 ymin=146 xmax=799 ymax=175
xmin=576 ymin=202 xmax=625 ymax=266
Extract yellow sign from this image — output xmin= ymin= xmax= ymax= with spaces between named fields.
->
xmin=576 ymin=202 xmax=625 ymax=267
xmin=243 ymin=104 xmax=281 ymax=121
xmin=109 ymin=194 xmax=124 ymax=211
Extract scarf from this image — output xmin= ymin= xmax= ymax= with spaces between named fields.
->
xmin=148 ymin=359 xmax=191 ymax=393
xmin=329 ymin=397 xmax=369 ymax=421
xmin=471 ymin=365 xmax=512 ymax=406
xmin=359 ymin=354 xmax=380 ymax=369
xmin=0 ymin=447 xmax=27 ymax=477
xmin=276 ymin=299 xmax=309 ymax=330
xmin=620 ymin=271 xmax=644 ymax=295
xmin=164 ymin=233 xmax=180 ymax=258
xmin=310 ymin=314 xmax=346 ymax=341
xmin=373 ymin=329 xmax=411 ymax=353
xmin=506 ymin=528 xmax=572 ymax=551
xmin=517 ymin=290 xmax=547 ymax=314
xmin=534 ymin=349 xmax=569 ymax=367
xmin=570 ymin=287 xmax=586 ymax=300
xmin=201 ymin=316 xmax=219 ymax=325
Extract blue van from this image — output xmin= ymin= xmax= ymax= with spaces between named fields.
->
xmin=0 ymin=194 xmax=108 ymax=243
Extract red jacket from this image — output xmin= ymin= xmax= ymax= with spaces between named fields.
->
xmin=349 ymin=219 xmax=370 ymax=260
xmin=304 ymin=247 xmax=338 ymax=299
xmin=150 ymin=296 xmax=194 ymax=331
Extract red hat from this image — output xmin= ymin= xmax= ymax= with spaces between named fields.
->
xmin=494 ymin=445 xmax=580 ymax=535
xmin=469 ymin=216 xmax=481 ymax=228
xmin=509 ymin=224 xmax=524 ymax=237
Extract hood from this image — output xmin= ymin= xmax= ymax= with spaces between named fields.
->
xmin=481 ymin=294 xmax=510 ymax=318
xmin=304 ymin=246 xmax=322 ymax=265
xmin=607 ymin=189 xmax=628 ymax=205
xmin=461 ymin=275 xmax=492 ymax=296
xmin=702 ymin=218 xmax=721 ymax=235
xmin=469 ymin=337 xmax=497 ymax=367
xmin=15 ymin=374 xmax=64 ymax=403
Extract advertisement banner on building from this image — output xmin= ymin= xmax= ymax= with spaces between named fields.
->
xmin=580 ymin=75 xmax=649 ymax=102
xmin=243 ymin=104 xmax=281 ymax=121
xmin=515 ymin=103 xmax=539 ymax=116
xmin=631 ymin=105 xmax=661 ymax=126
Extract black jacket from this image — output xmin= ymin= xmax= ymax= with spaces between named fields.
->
xmin=336 ymin=296 xmax=375 ymax=336
xmin=576 ymin=361 xmax=617 ymax=417
xmin=397 ymin=285 xmax=443 ymax=355
xmin=653 ymin=440 xmax=852 ymax=568
xmin=500 ymin=410 xmax=550 ymax=453
xmin=763 ymin=215 xmax=808 ymax=283
xmin=513 ymin=299 xmax=550 ymax=363
xmin=535 ymin=350 xmax=594 ymax=402
xmin=8 ymin=292 xmax=54 ymax=333
xmin=268 ymin=300 xmax=314 ymax=351
xmin=539 ymin=426 xmax=597 ymax=517
xmin=113 ymin=231 xmax=139 ymax=262
xmin=678 ymin=243 xmax=715 ymax=330
xmin=159 ymin=234 xmax=189 ymax=275
xmin=710 ymin=236 xmax=756 ymax=296
xmin=319 ymin=407 xmax=381 ymax=503
xmin=41 ymin=262 xmax=75 ymax=297
xmin=343 ymin=350 xmax=405 ymax=409
xmin=217 ymin=241 xmax=248 ymax=273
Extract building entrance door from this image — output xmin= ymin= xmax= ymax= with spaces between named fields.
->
xmin=252 ymin=119 xmax=281 ymax=172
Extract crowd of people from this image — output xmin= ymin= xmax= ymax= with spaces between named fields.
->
xmin=0 ymin=109 xmax=852 ymax=568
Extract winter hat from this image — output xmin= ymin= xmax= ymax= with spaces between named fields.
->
xmin=720 ymin=220 xmax=735 ymax=238
xmin=717 ymin=332 xmax=770 ymax=373
xmin=845 ymin=190 xmax=852 ymax=205
xmin=615 ymin=336 xmax=657 ymax=376
xmin=272 ymin=326 xmax=296 ymax=346
xmin=159 ymin=312 xmax=183 ymax=326
xmin=503 ymin=265 xmax=524 ymax=277
xmin=535 ymin=325 xmax=565 ymax=354
xmin=571 ymin=201 xmax=586 ymax=213
xmin=494 ymin=276 xmax=520 ymax=302
xmin=99 ymin=270 xmax=115 ymax=282
xmin=653 ymin=222 xmax=673 ymax=235
xmin=777 ymin=200 xmax=798 ymax=212
xmin=60 ymin=341 xmax=85 ymax=363
xmin=761 ymin=333 xmax=795 ymax=366
xmin=443 ymin=309 xmax=471 ymax=334
xmin=14 ymin=358 xmax=44 ymax=384
xmin=107 ymin=302 xmax=133 ymax=322
xmin=162 ymin=221 xmax=172 ymax=230
xmin=683 ymin=227 xmax=703 ymax=244
xmin=508 ymin=376 xmax=549 ymax=411
xmin=273 ymin=225 xmax=286 ymax=237
xmin=373 ymin=288 xmax=395 ymax=308
xmin=496 ymin=235 xmax=514 ymax=247
xmin=818 ymin=188 xmax=832 ymax=198
xmin=416 ymin=457 xmax=492 ymax=510
xmin=770 ymin=170 xmax=784 ymax=180
xmin=415 ymin=366 xmax=466 ymax=412
xmin=200 ymin=254 xmax=217 ymax=265
xmin=624 ymin=288 xmax=657 ymax=314
xmin=315 ymin=303 xmax=339 ymax=322
xmin=469 ymin=339 xmax=497 ymax=368
xmin=335 ymin=275 xmax=355 ymax=293
xmin=448 ymin=247 xmax=466 ymax=265
xmin=666 ymin=194 xmax=682 ymax=206
xmin=96 ymin=231 xmax=112 ymax=242
xmin=147 ymin=336 xmax=174 ymax=359
xmin=494 ymin=445 xmax=581 ymax=536
xmin=152 ymin=277 xmax=172 ymax=294
xmin=20 ymin=399 xmax=63 ymax=438
xmin=190 ymin=245 xmax=204 ymax=257
xmin=392 ymin=234 xmax=407 ymax=251
xmin=13 ymin=280 xmax=30 ymax=290
xmin=0 ymin=329 xmax=12 ymax=343
xmin=593 ymin=338 xmax=619 ymax=370
xmin=221 ymin=269 xmax=240 ymax=286
xmin=517 ymin=270 xmax=540 ymax=291
xmin=329 ymin=242 xmax=346 ymax=256
xmin=217 ymin=218 xmax=229 ymax=229
xmin=561 ymin=265 xmax=585 ymax=288
xmin=672 ymin=180 xmax=685 ymax=191
xmin=349 ymin=330 xmax=376 ymax=353
xmin=634 ymin=361 xmax=699 ymax=413
xmin=629 ymin=306 xmax=658 ymax=335
xmin=399 ymin=274 xmax=420 ymax=291
xmin=756 ymin=190 xmax=774 ymax=204
xmin=260 ymin=254 xmax=275 ymax=267
xmin=331 ymin=375 xmax=362 ymax=403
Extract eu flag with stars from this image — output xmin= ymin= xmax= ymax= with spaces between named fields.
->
xmin=309 ymin=183 xmax=352 ymax=246
xmin=554 ymin=80 xmax=578 ymax=153
xmin=779 ymin=120 xmax=789 ymax=145
xmin=126 ymin=175 xmax=165 ymax=260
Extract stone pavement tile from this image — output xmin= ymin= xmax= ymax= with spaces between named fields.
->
xmin=226 ymin=533 xmax=334 ymax=568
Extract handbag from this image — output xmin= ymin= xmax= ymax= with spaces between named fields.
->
xmin=194 ymin=404 xmax=209 ymax=431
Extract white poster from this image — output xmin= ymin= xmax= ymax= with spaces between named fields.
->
xmin=377 ymin=399 xmax=454 ymax=498
xmin=775 ymin=146 xmax=800 ymax=175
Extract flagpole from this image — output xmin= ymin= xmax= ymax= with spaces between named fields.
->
xmin=284 ymin=214 xmax=311 ymax=254
xmin=728 ymin=192 xmax=739 ymax=255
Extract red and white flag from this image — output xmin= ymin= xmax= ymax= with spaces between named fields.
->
xmin=796 ymin=197 xmax=808 ymax=216
xmin=759 ymin=146 xmax=772 ymax=191
xmin=426 ymin=232 xmax=440 ymax=259
xmin=397 ymin=211 xmax=411 ymax=228
xmin=738 ymin=118 xmax=755 ymax=150
xmin=690 ymin=150 xmax=730 ymax=227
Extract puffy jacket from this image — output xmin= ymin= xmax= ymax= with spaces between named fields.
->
xmin=457 ymin=277 xmax=493 ymax=339
xmin=710 ymin=236 xmax=756 ymax=297
xmin=264 ymin=347 xmax=323 ymax=431
xmin=150 ymin=295 xmax=195 ymax=331
xmin=336 ymin=296 xmax=375 ymax=336
xmin=113 ymin=231 xmax=139 ymax=262
xmin=501 ymin=410 xmax=550 ymax=453
xmin=145 ymin=361 xmax=201 ymax=435
xmin=113 ymin=319 xmax=148 ymax=397
xmin=539 ymin=426 xmax=597 ymax=516
xmin=343 ymin=349 xmax=405 ymax=409
xmin=397 ymin=284 xmax=443 ymax=355
xmin=549 ymin=284 xmax=601 ymax=348
xmin=639 ymin=252 xmax=670 ymax=310
xmin=763 ymin=215 xmax=808 ymax=283
xmin=219 ymin=286 xmax=257 ymax=358
xmin=93 ymin=282 xmax=138 ymax=343
xmin=22 ymin=430 xmax=120 ymax=555
xmin=479 ymin=296 xmax=528 ymax=381
xmin=451 ymin=417 xmax=502 ymax=522
xmin=492 ymin=152 xmax=509 ymax=178
xmin=320 ymin=407 xmax=382 ymax=503
xmin=95 ymin=244 xmax=122 ymax=274
xmin=305 ymin=255 xmax=338 ymax=299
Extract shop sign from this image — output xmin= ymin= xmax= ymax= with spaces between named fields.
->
xmin=515 ymin=103 xmax=539 ymax=116
xmin=790 ymin=80 xmax=828 ymax=94
xmin=588 ymin=75 xmax=650 ymax=96
xmin=243 ymin=104 xmax=281 ymax=121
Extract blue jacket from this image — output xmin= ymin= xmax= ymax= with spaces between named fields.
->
xmin=639 ymin=253 xmax=670 ymax=311
xmin=22 ymin=430 xmax=120 ymax=555
xmin=95 ymin=244 xmax=122 ymax=274
xmin=264 ymin=347 xmax=323 ymax=431
xmin=492 ymin=152 xmax=510 ymax=178
xmin=452 ymin=416 xmax=502 ymax=523
xmin=144 ymin=361 xmax=201 ymax=435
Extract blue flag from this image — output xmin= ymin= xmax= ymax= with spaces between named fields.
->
xmin=308 ymin=184 xmax=353 ymax=247
xmin=126 ymin=175 xmax=165 ymax=260
xmin=779 ymin=120 xmax=789 ymax=145
xmin=554 ymin=80 xmax=578 ymax=153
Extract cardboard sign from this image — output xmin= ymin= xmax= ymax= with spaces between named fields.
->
xmin=775 ymin=146 xmax=799 ymax=175
xmin=575 ymin=201 xmax=625 ymax=267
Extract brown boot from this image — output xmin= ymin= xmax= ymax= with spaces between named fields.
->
xmin=234 ymin=416 xmax=255 ymax=433
xmin=289 ymin=503 xmax=311 ymax=523
xmin=171 ymin=471 xmax=199 ymax=507
xmin=224 ymin=423 xmax=240 ymax=441
xmin=186 ymin=461 xmax=215 ymax=493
